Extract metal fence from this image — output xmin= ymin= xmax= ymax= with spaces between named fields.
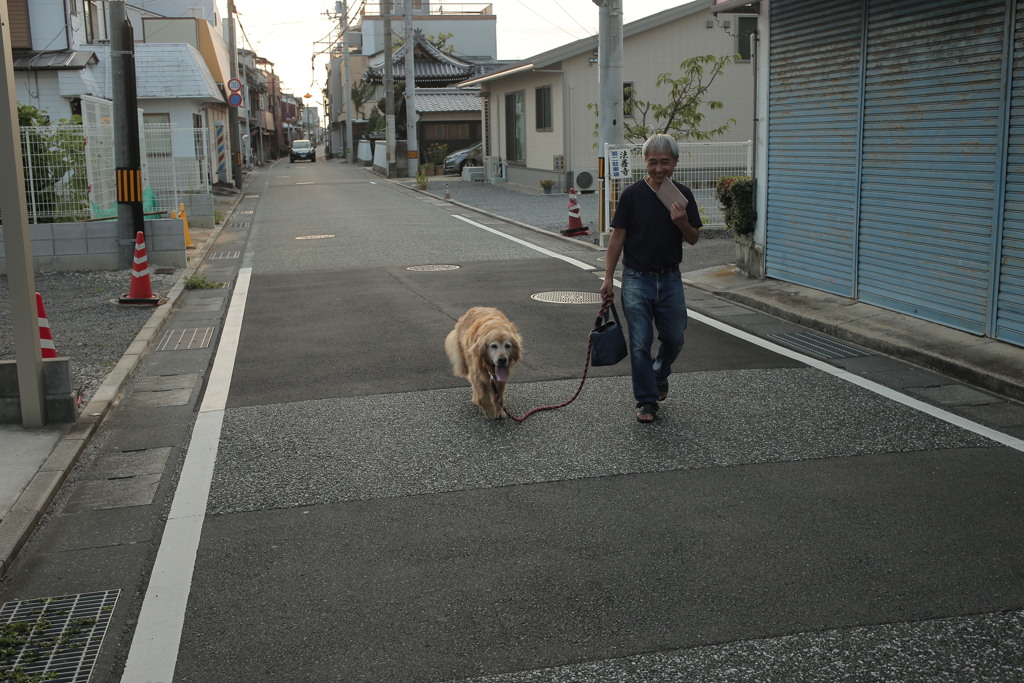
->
xmin=601 ymin=140 xmax=753 ymax=235
xmin=9 ymin=123 xmax=211 ymax=224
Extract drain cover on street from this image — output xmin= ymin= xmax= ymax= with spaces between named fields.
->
xmin=531 ymin=291 xmax=602 ymax=304
xmin=295 ymin=234 xmax=335 ymax=240
xmin=406 ymin=265 xmax=460 ymax=271
xmin=210 ymin=251 xmax=241 ymax=260
xmin=157 ymin=327 xmax=216 ymax=351
xmin=769 ymin=332 xmax=874 ymax=359
xmin=0 ymin=589 xmax=119 ymax=683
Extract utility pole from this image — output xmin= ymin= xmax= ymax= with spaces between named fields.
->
xmin=594 ymin=0 xmax=623 ymax=246
xmin=226 ymin=0 xmax=243 ymax=188
xmin=0 ymin=0 xmax=45 ymax=427
xmin=110 ymin=0 xmax=144 ymax=267
xmin=341 ymin=0 xmax=354 ymax=164
xmin=383 ymin=0 xmax=396 ymax=177
xmin=403 ymin=0 xmax=418 ymax=178
xmin=595 ymin=0 xmax=624 ymax=158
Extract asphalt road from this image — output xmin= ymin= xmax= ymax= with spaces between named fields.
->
xmin=2 ymin=159 xmax=1021 ymax=682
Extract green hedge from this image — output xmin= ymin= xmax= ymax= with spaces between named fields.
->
xmin=715 ymin=175 xmax=755 ymax=235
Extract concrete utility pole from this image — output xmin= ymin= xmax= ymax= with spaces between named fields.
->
xmin=595 ymin=0 xmax=624 ymax=159
xmin=383 ymin=0 xmax=396 ymax=177
xmin=403 ymin=0 xmax=418 ymax=178
xmin=0 ymin=0 xmax=46 ymax=427
xmin=110 ymin=0 xmax=144 ymax=268
xmin=340 ymin=0 xmax=355 ymax=164
xmin=227 ymin=0 xmax=243 ymax=188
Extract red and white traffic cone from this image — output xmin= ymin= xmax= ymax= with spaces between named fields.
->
xmin=119 ymin=231 xmax=162 ymax=305
xmin=36 ymin=292 xmax=58 ymax=358
xmin=562 ymin=187 xmax=588 ymax=236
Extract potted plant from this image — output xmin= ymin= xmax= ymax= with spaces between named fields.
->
xmin=539 ymin=178 xmax=556 ymax=195
xmin=715 ymin=175 xmax=758 ymax=274
xmin=416 ymin=165 xmax=428 ymax=189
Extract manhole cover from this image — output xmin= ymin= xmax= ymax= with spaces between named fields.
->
xmin=531 ymin=291 xmax=602 ymax=304
xmin=0 ymin=590 xmax=119 ymax=683
xmin=295 ymin=234 xmax=335 ymax=240
xmin=406 ymin=265 xmax=460 ymax=271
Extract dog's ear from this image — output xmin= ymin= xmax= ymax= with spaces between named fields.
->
xmin=508 ymin=337 xmax=523 ymax=363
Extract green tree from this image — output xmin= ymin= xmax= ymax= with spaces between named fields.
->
xmin=16 ymin=104 xmax=87 ymax=222
xmin=590 ymin=54 xmax=739 ymax=143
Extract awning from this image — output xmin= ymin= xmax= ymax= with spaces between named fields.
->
xmin=13 ymin=50 xmax=98 ymax=70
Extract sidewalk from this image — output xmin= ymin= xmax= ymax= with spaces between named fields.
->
xmin=3 ymin=169 xmax=1023 ymax=578
xmin=0 ymin=184 xmax=244 ymax=577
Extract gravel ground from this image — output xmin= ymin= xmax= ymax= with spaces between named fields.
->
xmin=0 ymin=270 xmax=179 ymax=407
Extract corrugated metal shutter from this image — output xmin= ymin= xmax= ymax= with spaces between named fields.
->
xmin=766 ymin=0 xmax=864 ymax=295
xmin=999 ymin=1 xmax=1024 ymax=345
xmin=857 ymin=0 xmax=1006 ymax=333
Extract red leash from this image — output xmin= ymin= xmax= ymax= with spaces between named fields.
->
xmin=494 ymin=298 xmax=612 ymax=423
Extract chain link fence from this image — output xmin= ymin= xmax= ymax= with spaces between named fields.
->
xmin=602 ymin=140 xmax=753 ymax=233
xmin=6 ymin=123 xmax=211 ymax=225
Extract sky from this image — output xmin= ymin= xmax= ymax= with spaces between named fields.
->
xmin=222 ymin=0 xmax=690 ymax=108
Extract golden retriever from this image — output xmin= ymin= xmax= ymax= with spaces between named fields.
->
xmin=445 ymin=307 xmax=523 ymax=420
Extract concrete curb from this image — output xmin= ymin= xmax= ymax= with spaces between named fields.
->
xmin=0 ymin=186 xmax=246 ymax=578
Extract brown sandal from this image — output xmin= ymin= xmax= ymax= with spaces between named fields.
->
xmin=658 ymin=384 xmax=669 ymax=401
xmin=636 ymin=404 xmax=657 ymax=423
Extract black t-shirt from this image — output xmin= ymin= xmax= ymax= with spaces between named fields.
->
xmin=610 ymin=178 xmax=702 ymax=272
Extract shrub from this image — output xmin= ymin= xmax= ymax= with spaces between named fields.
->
xmin=715 ymin=175 xmax=755 ymax=235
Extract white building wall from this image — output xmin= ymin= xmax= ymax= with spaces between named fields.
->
xmin=359 ymin=16 xmax=497 ymax=58
xmin=29 ymin=0 xmax=69 ymax=50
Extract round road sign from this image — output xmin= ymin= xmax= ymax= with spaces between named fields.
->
xmin=228 ymin=78 xmax=242 ymax=92
xmin=228 ymin=92 xmax=243 ymax=107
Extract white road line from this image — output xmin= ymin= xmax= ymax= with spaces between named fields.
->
xmin=687 ymin=310 xmax=1024 ymax=453
xmin=121 ymin=268 xmax=252 ymax=683
xmin=457 ymin=212 xmax=1022 ymax=452
xmin=453 ymin=214 xmax=597 ymax=271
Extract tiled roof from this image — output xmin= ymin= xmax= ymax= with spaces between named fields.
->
xmin=413 ymin=88 xmax=480 ymax=113
xmin=90 ymin=43 xmax=224 ymax=102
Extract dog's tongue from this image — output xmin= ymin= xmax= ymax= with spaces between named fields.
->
xmin=495 ymin=366 xmax=509 ymax=383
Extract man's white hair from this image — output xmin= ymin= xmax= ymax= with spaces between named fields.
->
xmin=642 ymin=134 xmax=679 ymax=159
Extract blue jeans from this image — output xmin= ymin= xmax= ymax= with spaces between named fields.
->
xmin=620 ymin=268 xmax=688 ymax=408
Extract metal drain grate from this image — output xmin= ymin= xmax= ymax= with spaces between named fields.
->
xmin=769 ymin=332 xmax=874 ymax=359
xmin=406 ymin=264 xmax=460 ymax=271
xmin=531 ymin=291 xmax=602 ymax=304
xmin=0 ymin=590 xmax=119 ymax=683
xmin=228 ymin=220 xmax=250 ymax=230
xmin=210 ymin=251 xmax=241 ymax=260
xmin=157 ymin=327 xmax=215 ymax=351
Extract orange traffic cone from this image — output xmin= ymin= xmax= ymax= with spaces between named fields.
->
xmin=178 ymin=203 xmax=194 ymax=248
xmin=119 ymin=231 xmax=162 ymax=305
xmin=36 ymin=292 xmax=58 ymax=358
xmin=562 ymin=187 xmax=588 ymax=236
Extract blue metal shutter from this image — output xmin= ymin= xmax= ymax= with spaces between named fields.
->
xmin=766 ymin=0 xmax=864 ymax=295
xmin=857 ymin=0 xmax=1006 ymax=333
xmin=999 ymin=1 xmax=1024 ymax=345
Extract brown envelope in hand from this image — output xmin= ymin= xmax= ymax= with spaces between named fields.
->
xmin=656 ymin=180 xmax=688 ymax=212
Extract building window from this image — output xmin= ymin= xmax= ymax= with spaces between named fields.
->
xmin=737 ymin=16 xmax=757 ymax=61
xmin=535 ymin=85 xmax=552 ymax=131
xmin=505 ymin=91 xmax=525 ymax=162
xmin=83 ymin=1 xmax=108 ymax=44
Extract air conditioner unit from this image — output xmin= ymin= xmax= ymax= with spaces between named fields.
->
xmin=573 ymin=168 xmax=599 ymax=193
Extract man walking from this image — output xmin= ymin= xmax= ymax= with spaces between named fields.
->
xmin=599 ymin=134 xmax=702 ymax=423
